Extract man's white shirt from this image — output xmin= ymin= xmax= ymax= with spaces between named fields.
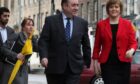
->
xmin=0 ymin=26 xmax=7 ymax=43
xmin=62 ymin=12 xmax=73 ymax=38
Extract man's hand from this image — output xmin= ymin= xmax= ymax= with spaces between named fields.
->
xmin=41 ymin=58 xmax=48 ymax=68
xmin=93 ymin=59 xmax=101 ymax=76
xmin=17 ymin=53 xmax=25 ymax=61
xmin=126 ymin=48 xmax=135 ymax=58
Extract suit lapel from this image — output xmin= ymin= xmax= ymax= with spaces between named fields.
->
xmin=70 ymin=16 xmax=77 ymax=42
xmin=6 ymin=27 xmax=10 ymax=41
xmin=105 ymin=18 xmax=112 ymax=40
xmin=0 ymin=32 xmax=2 ymax=44
xmin=57 ymin=13 xmax=67 ymax=41
xmin=105 ymin=17 xmax=122 ymax=40
xmin=116 ymin=17 xmax=123 ymax=39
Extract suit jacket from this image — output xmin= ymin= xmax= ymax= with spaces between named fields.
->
xmin=92 ymin=17 xmax=137 ymax=63
xmin=0 ymin=26 xmax=17 ymax=62
xmin=38 ymin=13 xmax=91 ymax=74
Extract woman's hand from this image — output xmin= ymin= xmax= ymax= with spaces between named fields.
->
xmin=93 ymin=59 xmax=101 ymax=76
xmin=126 ymin=48 xmax=135 ymax=58
xmin=17 ymin=53 xmax=25 ymax=61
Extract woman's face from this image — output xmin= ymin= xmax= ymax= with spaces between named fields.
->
xmin=108 ymin=3 xmax=120 ymax=18
xmin=23 ymin=20 xmax=34 ymax=35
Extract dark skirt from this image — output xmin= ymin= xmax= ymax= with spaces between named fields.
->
xmin=101 ymin=62 xmax=131 ymax=84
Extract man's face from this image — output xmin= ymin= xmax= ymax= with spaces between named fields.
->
xmin=63 ymin=0 xmax=79 ymax=17
xmin=0 ymin=12 xmax=10 ymax=26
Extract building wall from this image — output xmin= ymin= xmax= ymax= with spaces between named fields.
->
xmin=0 ymin=0 xmax=52 ymax=33
xmin=0 ymin=0 xmax=140 ymax=31
xmin=78 ymin=0 xmax=95 ymax=27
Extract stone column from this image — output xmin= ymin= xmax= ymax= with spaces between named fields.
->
xmin=0 ymin=0 xmax=4 ymax=7
xmin=8 ymin=0 xmax=11 ymax=10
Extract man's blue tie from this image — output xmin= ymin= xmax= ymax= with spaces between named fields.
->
xmin=65 ymin=18 xmax=71 ymax=41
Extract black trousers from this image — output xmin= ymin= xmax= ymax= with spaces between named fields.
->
xmin=101 ymin=62 xmax=131 ymax=84
xmin=46 ymin=65 xmax=80 ymax=84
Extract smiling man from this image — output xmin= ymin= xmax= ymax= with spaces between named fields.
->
xmin=38 ymin=0 xmax=91 ymax=84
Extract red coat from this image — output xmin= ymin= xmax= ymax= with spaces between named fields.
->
xmin=92 ymin=17 xmax=137 ymax=63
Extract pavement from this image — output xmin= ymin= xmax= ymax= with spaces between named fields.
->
xmin=28 ymin=74 xmax=47 ymax=84
xmin=28 ymin=69 xmax=47 ymax=84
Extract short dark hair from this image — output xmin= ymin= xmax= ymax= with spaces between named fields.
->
xmin=0 ymin=7 xmax=10 ymax=16
xmin=21 ymin=18 xmax=34 ymax=28
xmin=106 ymin=0 xmax=123 ymax=15
xmin=61 ymin=0 xmax=69 ymax=7
xmin=56 ymin=9 xmax=61 ymax=14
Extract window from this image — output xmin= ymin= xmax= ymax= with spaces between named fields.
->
xmin=41 ymin=13 xmax=44 ymax=29
xmin=78 ymin=3 xmax=83 ymax=17
xmin=130 ymin=0 xmax=134 ymax=15
xmin=29 ymin=0 xmax=33 ymax=5
xmin=37 ymin=13 xmax=40 ymax=32
xmin=4 ymin=0 xmax=8 ymax=8
xmin=21 ymin=0 xmax=24 ymax=6
xmin=102 ymin=5 xmax=106 ymax=19
xmin=87 ymin=2 xmax=90 ymax=22
xmin=33 ymin=14 xmax=37 ymax=28
xmin=134 ymin=0 xmax=138 ymax=14
xmin=33 ymin=15 xmax=36 ymax=22
xmin=11 ymin=0 xmax=14 ymax=10
xmin=24 ymin=0 xmax=27 ymax=6
xmin=81 ymin=4 xmax=83 ymax=18
xmin=94 ymin=1 xmax=97 ymax=21
xmin=0 ymin=0 xmax=1 ymax=6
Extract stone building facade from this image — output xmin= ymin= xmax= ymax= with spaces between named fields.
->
xmin=77 ymin=0 xmax=140 ymax=35
xmin=0 ymin=0 xmax=140 ymax=32
xmin=0 ymin=0 xmax=53 ymax=33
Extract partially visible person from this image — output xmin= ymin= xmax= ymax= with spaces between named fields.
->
xmin=56 ymin=9 xmax=61 ymax=15
xmin=92 ymin=0 xmax=137 ymax=84
xmin=38 ymin=0 xmax=91 ymax=83
xmin=0 ymin=7 xmax=24 ymax=82
xmin=1 ymin=18 xmax=38 ymax=84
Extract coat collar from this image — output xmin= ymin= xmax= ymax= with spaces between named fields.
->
xmin=104 ymin=17 xmax=123 ymax=40
xmin=0 ymin=32 xmax=2 ymax=44
xmin=57 ymin=13 xmax=66 ymax=42
xmin=6 ymin=27 xmax=11 ymax=40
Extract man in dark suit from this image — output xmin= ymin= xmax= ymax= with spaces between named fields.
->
xmin=0 ymin=7 xmax=24 ymax=83
xmin=38 ymin=0 xmax=91 ymax=84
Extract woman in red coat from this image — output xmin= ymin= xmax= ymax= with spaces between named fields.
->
xmin=92 ymin=0 xmax=137 ymax=84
